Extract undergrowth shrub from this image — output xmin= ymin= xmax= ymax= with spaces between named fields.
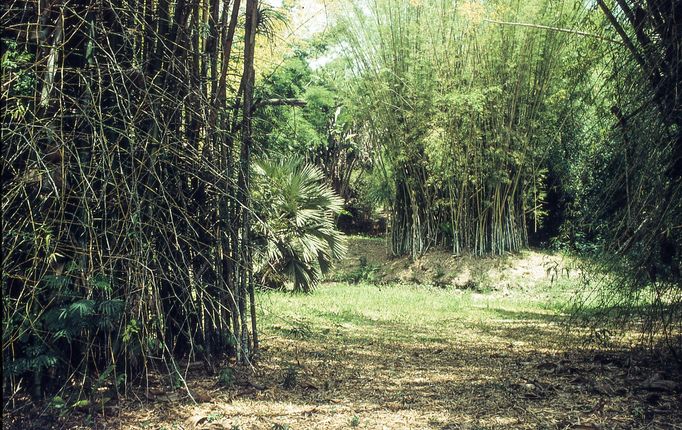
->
xmin=218 ymin=368 xmax=236 ymax=387
xmin=336 ymin=256 xmax=380 ymax=284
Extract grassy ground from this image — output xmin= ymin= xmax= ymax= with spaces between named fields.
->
xmin=10 ymin=239 xmax=682 ymax=429
xmin=104 ymin=277 xmax=679 ymax=430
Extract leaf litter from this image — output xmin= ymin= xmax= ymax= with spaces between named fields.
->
xmin=5 ymin=245 xmax=681 ymax=429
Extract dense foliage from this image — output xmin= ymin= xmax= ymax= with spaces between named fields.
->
xmin=2 ymin=0 xmax=261 ymax=400
xmin=566 ymin=0 xmax=681 ymax=349
xmin=328 ymin=0 xmax=680 ymax=349
xmin=334 ymin=0 xmax=602 ymax=257
xmin=1 ymin=0 xmax=680 ymax=410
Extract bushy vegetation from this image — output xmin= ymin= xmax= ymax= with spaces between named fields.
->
xmin=253 ymin=158 xmax=347 ymax=292
xmin=1 ymin=0 xmax=680 ymax=416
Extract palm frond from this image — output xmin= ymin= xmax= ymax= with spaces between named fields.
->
xmin=256 ymin=4 xmax=289 ymax=41
xmin=253 ymin=157 xmax=347 ymax=292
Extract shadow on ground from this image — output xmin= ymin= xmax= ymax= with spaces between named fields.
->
xmin=8 ymin=286 xmax=680 ymax=430
xmin=101 ymin=299 xmax=681 ymax=430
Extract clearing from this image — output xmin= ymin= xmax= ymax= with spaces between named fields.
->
xmin=16 ymin=238 xmax=682 ymax=429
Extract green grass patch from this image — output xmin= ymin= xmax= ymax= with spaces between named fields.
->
xmin=257 ymin=280 xmax=577 ymax=346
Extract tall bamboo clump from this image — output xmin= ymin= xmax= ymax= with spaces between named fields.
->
xmin=2 ymin=0 xmax=260 ymax=400
xmin=571 ymin=0 xmax=682 ymax=351
xmin=340 ymin=0 xmax=577 ymax=257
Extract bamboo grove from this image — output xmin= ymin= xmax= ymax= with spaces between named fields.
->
xmin=2 ymin=0 xmax=261 ymax=398
xmin=1 ymin=0 xmax=681 ymax=403
xmin=333 ymin=0 xmax=680 ymax=344
xmin=338 ymin=0 xmax=589 ymax=257
xmin=575 ymin=0 xmax=682 ymax=348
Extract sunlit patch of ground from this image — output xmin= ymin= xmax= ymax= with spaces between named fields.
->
xmin=90 ymin=281 xmax=681 ymax=430
xmin=331 ymin=236 xmax=581 ymax=294
xmin=5 ymin=247 xmax=680 ymax=430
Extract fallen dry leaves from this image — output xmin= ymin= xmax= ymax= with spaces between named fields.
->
xmin=12 ymin=308 xmax=674 ymax=430
xmin=4 ymin=246 xmax=681 ymax=430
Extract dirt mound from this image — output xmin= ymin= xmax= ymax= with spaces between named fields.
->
xmin=332 ymin=236 xmax=578 ymax=291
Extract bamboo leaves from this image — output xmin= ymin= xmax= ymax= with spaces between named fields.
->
xmin=2 ymin=0 xmax=265 ymax=397
xmin=336 ymin=0 xmax=574 ymax=256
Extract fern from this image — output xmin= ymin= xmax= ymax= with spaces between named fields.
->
xmin=67 ymin=300 xmax=96 ymax=318
xmin=43 ymin=275 xmax=69 ymax=289
xmin=90 ymin=274 xmax=113 ymax=293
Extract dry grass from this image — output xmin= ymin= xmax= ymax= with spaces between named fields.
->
xmin=103 ymin=285 xmax=681 ymax=428
xmin=331 ymin=237 xmax=579 ymax=292
xmin=5 ymin=242 xmax=681 ymax=429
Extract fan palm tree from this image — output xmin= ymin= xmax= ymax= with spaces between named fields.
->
xmin=253 ymin=158 xmax=347 ymax=292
